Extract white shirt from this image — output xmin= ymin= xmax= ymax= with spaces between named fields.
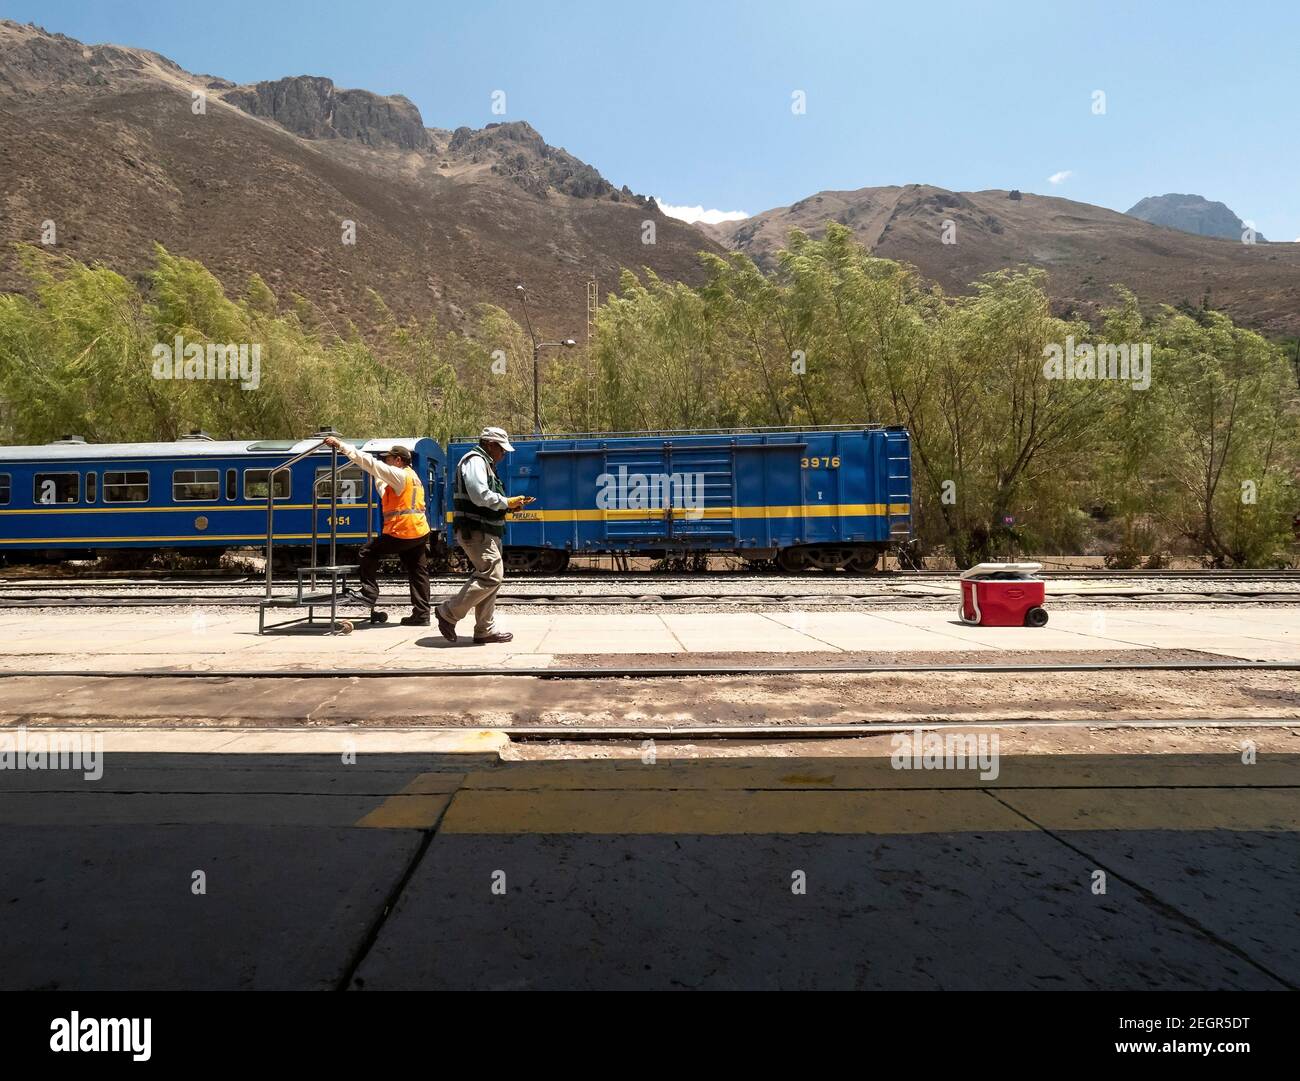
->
xmin=335 ymin=441 xmax=408 ymax=498
xmin=460 ymin=450 xmax=510 ymax=511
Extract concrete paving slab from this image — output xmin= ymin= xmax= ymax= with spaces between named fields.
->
xmin=871 ymin=610 xmax=1151 ymax=651
xmin=0 ymin=749 xmax=1293 ymax=991
xmin=1 ymin=606 xmax=1299 ymax=669
xmin=0 ymin=824 xmax=421 ymax=991
xmin=659 ymin=612 xmax=834 ymax=653
xmin=534 ymin=613 xmax=679 ymax=655
xmin=767 ymin=611 xmax=997 ymax=651
xmin=1041 ymin=829 xmax=1300 ymax=987
xmin=352 ymin=831 xmax=1284 ymax=990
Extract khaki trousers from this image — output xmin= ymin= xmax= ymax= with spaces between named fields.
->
xmin=437 ymin=529 xmax=504 ymax=636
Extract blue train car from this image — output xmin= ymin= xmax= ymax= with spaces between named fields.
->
xmin=445 ymin=425 xmax=911 ymax=572
xmin=0 ymin=433 xmax=446 ymax=562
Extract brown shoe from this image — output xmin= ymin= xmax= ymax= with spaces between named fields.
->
xmin=435 ymin=610 xmax=457 ymax=643
xmin=472 ymin=631 xmax=513 ymax=644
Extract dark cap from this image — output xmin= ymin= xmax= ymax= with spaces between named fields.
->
xmin=386 ymin=444 xmax=413 ymax=463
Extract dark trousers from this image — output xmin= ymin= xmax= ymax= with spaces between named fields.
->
xmin=358 ymin=532 xmax=430 ymax=618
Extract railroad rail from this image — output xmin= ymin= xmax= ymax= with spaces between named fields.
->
xmin=2 ymin=660 xmax=1297 ymax=679
xmin=3 ymin=590 xmax=1299 ymax=609
xmin=4 ymin=568 xmax=1300 ymax=584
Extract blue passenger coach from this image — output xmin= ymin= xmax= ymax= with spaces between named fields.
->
xmin=0 ymin=434 xmax=446 ymax=561
xmin=445 ymin=425 xmax=912 ymax=572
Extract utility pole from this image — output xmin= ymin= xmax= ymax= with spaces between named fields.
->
xmin=515 ymin=284 xmax=576 ymax=435
xmin=586 ymin=276 xmax=599 ymax=428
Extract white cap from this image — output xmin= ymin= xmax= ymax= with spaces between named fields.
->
xmin=480 ymin=426 xmax=515 ymax=453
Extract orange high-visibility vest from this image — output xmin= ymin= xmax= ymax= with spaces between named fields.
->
xmin=381 ymin=467 xmax=429 ymax=539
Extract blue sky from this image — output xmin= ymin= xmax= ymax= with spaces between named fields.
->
xmin=9 ymin=0 xmax=1299 ymax=237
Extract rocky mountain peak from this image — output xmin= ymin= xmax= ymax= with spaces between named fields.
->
xmin=1126 ymin=193 xmax=1264 ymax=242
xmin=220 ymin=74 xmax=431 ymax=151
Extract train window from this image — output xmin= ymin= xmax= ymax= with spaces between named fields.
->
xmin=173 ymin=469 xmax=220 ymax=502
xmin=34 ymin=472 xmax=79 ymax=505
xmin=86 ymin=472 xmax=97 ymax=503
xmin=314 ymin=465 xmax=365 ymax=504
xmin=102 ymin=471 xmax=150 ymax=503
xmin=244 ymin=469 xmax=290 ymax=501
xmin=226 ymin=469 xmax=237 ymax=500
xmin=0 ymin=473 xmax=9 ymax=506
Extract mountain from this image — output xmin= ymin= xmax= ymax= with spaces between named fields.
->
xmin=5 ymin=20 xmax=1297 ymax=342
xmin=708 ymin=185 xmax=1300 ymax=336
xmin=0 ymin=20 xmax=721 ymax=337
xmin=1126 ymin=193 xmax=1264 ymax=242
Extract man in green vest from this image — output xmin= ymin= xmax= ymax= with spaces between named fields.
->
xmin=435 ymin=426 xmax=531 ymax=644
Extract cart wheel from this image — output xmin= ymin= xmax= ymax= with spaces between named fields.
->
xmin=1024 ymin=607 xmax=1049 ymax=628
xmin=337 ymin=620 xmax=354 ymax=635
xmin=370 ymin=610 xmax=389 ymax=624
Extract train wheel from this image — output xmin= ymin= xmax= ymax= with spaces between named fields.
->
xmin=803 ymin=547 xmax=854 ymax=571
xmin=539 ymin=550 xmax=570 ymax=574
xmin=846 ymin=549 xmax=881 ymax=574
xmin=505 ymin=548 xmax=569 ymax=574
xmin=776 ymin=547 xmax=808 ymax=572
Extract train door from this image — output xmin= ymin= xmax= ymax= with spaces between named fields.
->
xmin=665 ymin=440 xmax=736 ymax=547
xmin=599 ymin=444 xmax=664 ymax=546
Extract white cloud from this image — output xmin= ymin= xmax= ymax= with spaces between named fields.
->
xmin=655 ymin=199 xmax=749 ymax=225
xmin=1048 ymin=170 xmax=1073 ymax=186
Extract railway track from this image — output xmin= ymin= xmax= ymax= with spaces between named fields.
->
xmin=3 ymin=660 xmax=1297 ymax=679
xmin=3 ymin=568 xmax=1298 ymax=608
xmin=2 ymin=589 xmax=1299 ymax=608
xmin=4 ymin=568 xmax=1300 ymax=585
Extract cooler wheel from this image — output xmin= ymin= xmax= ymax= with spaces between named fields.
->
xmin=1024 ymin=607 xmax=1049 ymax=628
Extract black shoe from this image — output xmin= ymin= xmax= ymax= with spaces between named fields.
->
xmin=472 ymin=631 xmax=513 ymax=644
xmin=435 ymin=611 xmax=457 ymax=642
xmin=401 ymin=615 xmax=431 ymax=627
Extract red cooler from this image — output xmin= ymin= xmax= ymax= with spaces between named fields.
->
xmin=958 ymin=562 xmax=1048 ymax=627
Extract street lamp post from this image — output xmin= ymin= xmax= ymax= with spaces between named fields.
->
xmin=516 ymin=285 xmax=576 ymax=435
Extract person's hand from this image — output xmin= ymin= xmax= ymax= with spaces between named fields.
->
xmin=507 ymin=495 xmax=527 ymax=511
xmin=322 ymin=435 xmax=341 ymax=450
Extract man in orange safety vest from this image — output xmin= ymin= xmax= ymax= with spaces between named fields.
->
xmin=323 ymin=436 xmax=431 ymax=626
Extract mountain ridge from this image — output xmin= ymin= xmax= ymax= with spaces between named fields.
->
xmin=0 ymin=19 xmax=708 ymax=338
xmin=706 ymin=183 xmax=1300 ymax=336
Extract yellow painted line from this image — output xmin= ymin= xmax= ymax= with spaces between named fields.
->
xmin=438 ymin=789 xmax=1031 ymax=834
xmin=998 ymin=788 xmax=1300 ymax=832
xmin=355 ymin=792 xmax=453 ymax=829
xmin=460 ymin=757 xmax=1300 ymax=791
xmin=443 ymin=503 xmax=910 ymax=524
xmin=354 ymin=773 xmax=466 ymax=829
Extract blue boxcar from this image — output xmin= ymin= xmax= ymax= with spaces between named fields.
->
xmin=0 ymin=435 xmax=446 ymax=560
xmin=444 ymin=425 xmax=911 ymax=571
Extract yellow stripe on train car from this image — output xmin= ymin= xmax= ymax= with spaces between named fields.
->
xmin=444 ymin=503 xmax=910 ymax=523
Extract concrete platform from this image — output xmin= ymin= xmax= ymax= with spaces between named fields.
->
xmin=0 ymin=744 xmax=1294 ymax=990
xmin=0 ymin=605 xmax=1296 ymax=671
